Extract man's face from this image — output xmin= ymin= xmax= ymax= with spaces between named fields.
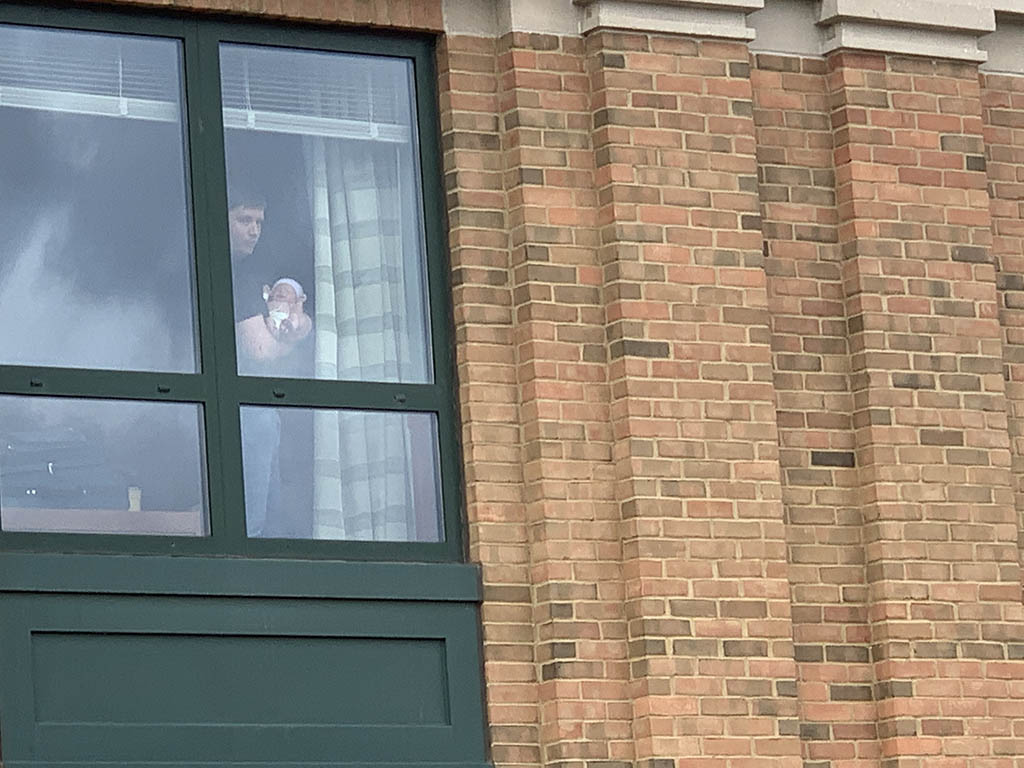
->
xmin=228 ymin=205 xmax=265 ymax=258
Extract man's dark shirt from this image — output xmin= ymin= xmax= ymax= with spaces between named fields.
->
xmin=232 ymin=249 xmax=273 ymax=324
xmin=230 ymin=246 xmax=315 ymax=536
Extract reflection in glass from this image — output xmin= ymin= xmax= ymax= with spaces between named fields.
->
xmin=0 ymin=396 xmax=208 ymax=535
xmin=0 ymin=24 xmax=198 ymax=373
xmin=240 ymin=406 xmax=441 ymax=542
xmin=219 ymin=44 xmax=432 ymax=384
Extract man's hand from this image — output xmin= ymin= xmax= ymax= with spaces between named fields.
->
xmin=278 ymin=311 xmax=312 ymax=343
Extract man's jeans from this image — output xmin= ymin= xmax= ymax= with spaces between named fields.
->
xmin=240 ymin=407 xmax=281 ymax=538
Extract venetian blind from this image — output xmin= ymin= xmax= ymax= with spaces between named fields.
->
xmin=0 ymin=24 xmax=414 ymax=142
xmin=219 ymin=44 xmax=413 ymax=143
xmin=0 ymin=23 xmax=181 ymax=121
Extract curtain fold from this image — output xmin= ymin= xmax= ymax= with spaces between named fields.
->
xmin=306 ymin=137 xmax=420 ymax=541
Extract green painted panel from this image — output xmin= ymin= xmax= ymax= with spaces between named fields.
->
xmin=0 ymin=586 xmax=489 ymax=765
xmin=33 ymin=632 xmax=449 ymax=725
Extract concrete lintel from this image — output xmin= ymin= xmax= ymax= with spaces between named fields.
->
xmin=576 ymin=0 xmax=762 ymax=38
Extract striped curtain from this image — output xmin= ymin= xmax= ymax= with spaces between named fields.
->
xmin=305 ymin=137 xmax=420 ymax=540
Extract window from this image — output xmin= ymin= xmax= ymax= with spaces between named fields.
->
xmin=0 ymin=10 xmax=487 ymax=767
xmin=0 ymin=7 xmax=460 ymax=560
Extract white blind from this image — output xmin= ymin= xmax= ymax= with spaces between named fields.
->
xmin=0 ymin=25 xmax=416 ymax=143
xmin=219 ymin=44 xmax=413 ymax=143
xmin=0 ymin=23 xmax=181 ymax=122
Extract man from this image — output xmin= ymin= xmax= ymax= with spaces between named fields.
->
xmin=227 ymin=188 xmax=311 ymax=538
xmin=228 ymin=190 xmax=311 ymax=362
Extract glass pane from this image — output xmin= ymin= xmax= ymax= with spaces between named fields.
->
xmin=0 ymin=396 xmax=208 ymax=535
xmin=220 ymin=44 xmax=433 ymax=383
xmin=0 ymin=25 xmax=198 ymax=373
xmin=240 ymin=406 xmax=441 ymax=542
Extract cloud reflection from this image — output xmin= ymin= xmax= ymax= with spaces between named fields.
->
xmin=0 ymin=206 xmax=179 ymax=372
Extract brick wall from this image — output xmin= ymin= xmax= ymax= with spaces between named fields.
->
xmin=78 ymin=0 xmax=443 ymax=30
xmin=441 ymin=31 xmax=1024 ymax=768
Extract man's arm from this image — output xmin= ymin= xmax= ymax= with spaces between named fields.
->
xmin=237 ymin=314 xmax=309 ymax=362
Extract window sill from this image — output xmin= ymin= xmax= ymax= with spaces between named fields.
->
xmin=0 ymin=551 xmax=482 ymax=602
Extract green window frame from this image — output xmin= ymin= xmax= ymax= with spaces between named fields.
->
xmin=0 ymin=3 xmax=463 ymax=563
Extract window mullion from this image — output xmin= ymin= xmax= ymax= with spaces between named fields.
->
xmin=412 ymin=42 xmax=465 ymax=559
xmin=184 ymin=22 xmax=247 ymax=550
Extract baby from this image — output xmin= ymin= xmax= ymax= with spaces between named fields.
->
xmin=237 ymin=278 xmax=312 ymax=363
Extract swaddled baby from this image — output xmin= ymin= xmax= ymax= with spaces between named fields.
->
xmin=263 ymin=278 xmax=307 ymax=334
xmin=237 ymin=277 xmax=312 ymax=363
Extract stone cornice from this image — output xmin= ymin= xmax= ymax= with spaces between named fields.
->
xmin=442 ymin=0 xmax=1022 ymax=64
xmin=817 ymin=0 xmax=996 ymax=61
xmin=440 ymin=0 xmax=767 ymax=38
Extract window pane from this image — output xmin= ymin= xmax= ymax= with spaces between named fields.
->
xmin=240 ymin=406 xmax=441 ymax=542
xmin=220 ymin=44 xmax=433 ymax=384
xmin=0 ymin=25 xmax=198 ymax=373
xmin=0 ymin=396 xmax=208 ymax=535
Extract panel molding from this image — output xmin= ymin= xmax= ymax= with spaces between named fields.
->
xmin=0 ymin=555 xmax=490 ymax=766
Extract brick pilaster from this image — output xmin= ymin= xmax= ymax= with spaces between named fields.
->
xmin=439 ymin=34 xmax=540 ymax=768
xmin=981 ymin=67 xmax=1024 ymax=762
xmin=751 ymin=52 xmax=879 ymax=767
xmin=828 ymin=50 xmax=1024 ymax=765
xmin=983 ymin=70 xmax=1024 ymax=592
xmin=496 ymin=30 xmax=633 ymax=768
xmin=587 ymin=29 xmax=801 ymax=767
